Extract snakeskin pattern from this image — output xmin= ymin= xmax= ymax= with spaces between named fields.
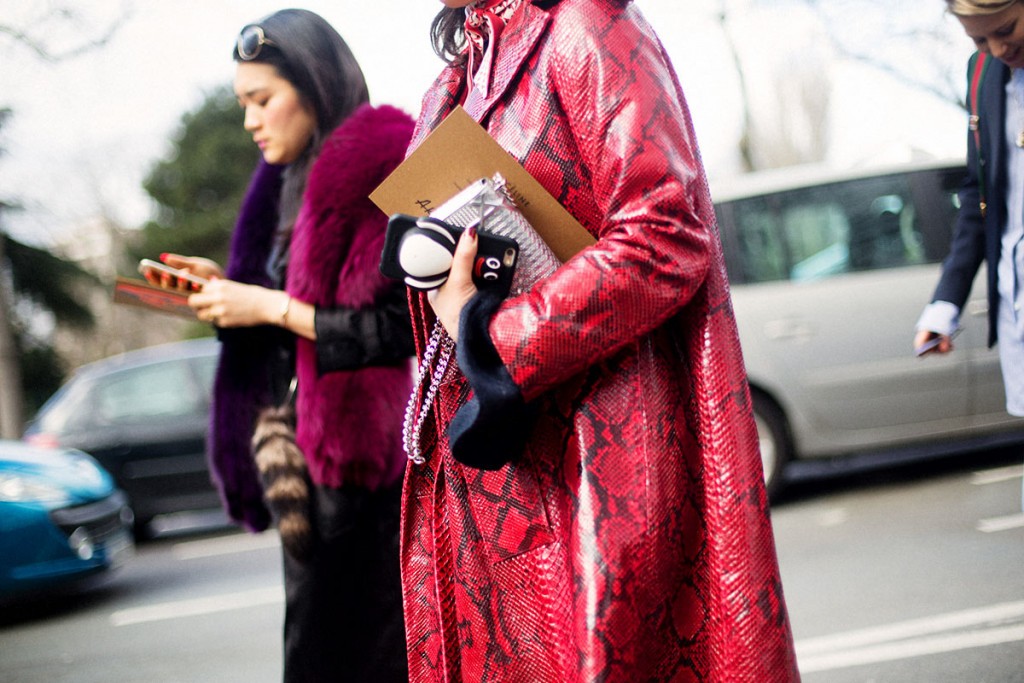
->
xmin=401 ymin=1 xmax=801 ymax=680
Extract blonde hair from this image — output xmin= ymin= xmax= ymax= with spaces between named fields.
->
xmin=946 ymin=0 xmax=1020 ymax=16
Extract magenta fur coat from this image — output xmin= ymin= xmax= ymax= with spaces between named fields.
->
xmin=208 ymin=104 xmax=415 ymax=532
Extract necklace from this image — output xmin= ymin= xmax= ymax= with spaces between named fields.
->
xmin=402 ymin=321 xmax=454 ymax=465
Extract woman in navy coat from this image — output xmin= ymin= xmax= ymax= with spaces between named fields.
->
xmin=917 ymin=0 xmax=1024 ymax=421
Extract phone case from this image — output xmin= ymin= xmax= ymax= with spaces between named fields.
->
xmin=379 ymin=174 xmax=560 ymax=297
xmin=380 ymin=215 xmax=518 ymax=294
xmin=138 ymin=259 xmax=208 ymax=287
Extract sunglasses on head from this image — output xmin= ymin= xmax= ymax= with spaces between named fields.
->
xmin=237 ymin=25 xmax=276 ymax=60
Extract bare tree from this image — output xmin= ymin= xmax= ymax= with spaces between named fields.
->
xmin=718 ymin=0 xmax=833 ymax=171
xmin=715 ymin=0 xmax=967 ymax=173
xmin=717 ymin=5 xmax=757 ymax=172
xmin=52 ymin=210 xmax=192 ymax=372
xmin=799 ymin=0 xmax=968 ymax=109
xmin=0 ymin=2 xmax=129 ymax=62
xmin=751 ymin=44 xmax=832 ymax=169
xmin=0 ymin=3 xmax=128 ymax=437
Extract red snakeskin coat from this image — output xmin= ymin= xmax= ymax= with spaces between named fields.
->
xmin=401 ymin=1 xmax=800 ymax=681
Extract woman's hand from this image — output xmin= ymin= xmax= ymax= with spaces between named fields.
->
xmin=161 ymin=253 xmax=224 ymax=280
xmin=141 ymin=253 xmax=225 ymax=292
xmin=428 ymin=226 xmax=479 ymax=338
xmin=913 ymin=328 xmax=953 ymax=356
xmin=188 ymin=279 xmax=286 ymax=329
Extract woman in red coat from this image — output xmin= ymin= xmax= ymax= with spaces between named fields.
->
xmin=401 ymin=0 xmax=801 ymax=680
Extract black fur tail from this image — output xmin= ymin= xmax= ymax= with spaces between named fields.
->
xmin=251 ymin=405 xmax=313 ymax=561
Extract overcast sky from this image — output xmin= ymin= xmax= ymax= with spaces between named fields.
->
xmin=0 ymin=0 xmax=974 ymax=250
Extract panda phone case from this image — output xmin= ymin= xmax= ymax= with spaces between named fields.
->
xmin=379 ymin=174 xmax=560 ymax=297
xmin=380 ymin=214 xmax=518 ymax=294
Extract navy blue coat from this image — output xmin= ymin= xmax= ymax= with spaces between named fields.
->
xmin=934 ymin=53 xmax=1009 ymax=348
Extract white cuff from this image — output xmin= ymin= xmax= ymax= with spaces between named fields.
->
xmin=915 ymin=300 xmax=961 ymax=335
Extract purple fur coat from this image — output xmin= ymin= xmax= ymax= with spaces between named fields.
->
xmin=208 ymin=104 xmax=415 ymax=532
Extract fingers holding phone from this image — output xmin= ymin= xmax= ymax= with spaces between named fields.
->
xmin=139 ymin=259 xmax=208 ymax=292
xmin=139 ymin=255 xmax=224 ymax=292
xmin=914 ymin=328 xmax=961 ymax=357
xmin=427 ymin=225 xmax=481 ymax=339
xmin=160 ymin=254 xmax=224 ymax=281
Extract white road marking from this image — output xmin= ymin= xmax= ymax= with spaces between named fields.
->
xmin=814 ymin=508 xmax=849 ymax=528
xmin=110 ymin=587 xmax=283 ymax=627
xmin=977 ymin=513 xmax=1024 ymax=533
xmin=971 ymin=464 xmax=1023 ymax=486
xmin=798 ymin=625 xmax=1024 ymax=673
xmin=969 ymin=464 xmax=1023 ymax=532
xmin=171 ymin=531 xmax=281 ymax=560
xmin=795 ymin=600 xmax=1024 ymax=673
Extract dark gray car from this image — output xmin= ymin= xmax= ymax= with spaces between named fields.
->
xmin=23 ymin=338 xmax=222 ymax=536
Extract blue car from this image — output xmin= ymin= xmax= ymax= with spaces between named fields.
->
xmin=0 ymin=439 xmax=134 ymax=601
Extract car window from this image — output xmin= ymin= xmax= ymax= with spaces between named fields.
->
xmin=94 ymin=361 xmax=205 ymax=424
xmin=33 ymin=377 xmax=95 ymax=432
xmin=191 ymin=353 xmax=218 ymax=396
xmin=721 ymin=171 xmax=937 ymax=284
xmin=783 ymin=202 xmax=851 ymax=281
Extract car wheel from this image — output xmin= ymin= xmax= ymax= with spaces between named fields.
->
xmin=751 ymin=393 xmax=791 ymax=500
xmin=133 ymin=516 xmax=154 ymax=541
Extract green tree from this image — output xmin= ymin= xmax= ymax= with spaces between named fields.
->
xmin=0 ymin=194 xmax=100 ymax=433
xmin=1 ymin=105 xmax=101 ymax=434
xmin=132 ymin=85 xmax=261 ymax=268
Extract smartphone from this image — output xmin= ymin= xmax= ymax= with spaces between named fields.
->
xmin=915 ymin=327 xmax=962 ymax=357
xmin=379 ymin=214 xmax=518 ymax=295
xmin=138 ymin=259 xmax=208 ymax=291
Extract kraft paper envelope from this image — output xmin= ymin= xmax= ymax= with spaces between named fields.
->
xmin=370 ymin=106 xmax=594 ymax=263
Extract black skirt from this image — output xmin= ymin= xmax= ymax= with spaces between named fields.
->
xmin=282 ymin=480 xmax=407 ymax=682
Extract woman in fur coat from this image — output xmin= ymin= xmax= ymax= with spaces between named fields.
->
xmin=398 ymin=0 xmax=800 ymax=681
xmin=149 ymin=10 xmax=414 ymax=682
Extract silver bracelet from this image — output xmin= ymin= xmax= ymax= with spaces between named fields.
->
xmin=279 ymin=294 xmax=291 ymax=327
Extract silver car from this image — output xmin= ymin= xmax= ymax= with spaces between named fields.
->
xmin=712 ymin=159 xmax=1022 ymax=496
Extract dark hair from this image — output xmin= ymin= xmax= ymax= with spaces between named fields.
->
xmin=233 ymin=9 xmax=369 ymax=241
xmin=431 ymin=8 xmax=470 ymax=65
xmin=430 ymin=0 xmax=630 ymax=64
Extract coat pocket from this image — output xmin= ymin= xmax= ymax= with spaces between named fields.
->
xmin=455 ymin=456 xmax=557 ymax=564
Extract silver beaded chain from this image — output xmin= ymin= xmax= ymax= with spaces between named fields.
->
xmin=402 ymin=321 xmax=455 ymax=465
